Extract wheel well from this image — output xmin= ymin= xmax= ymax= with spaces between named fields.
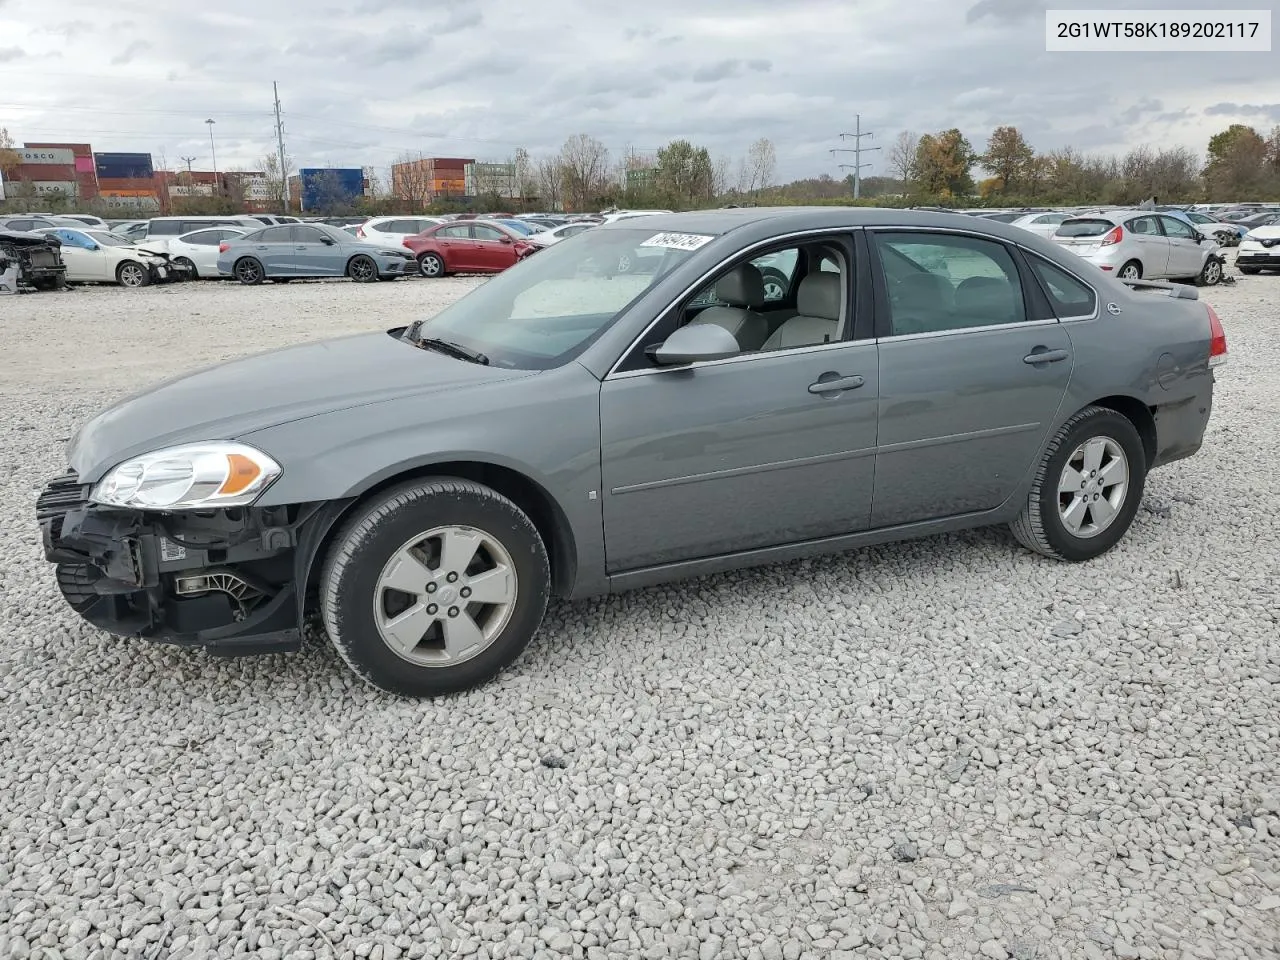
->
xmin=1090 ymin=395 xmax=1157 ymax=467
xmin=309 ymin=462 xmax=578 ymax=600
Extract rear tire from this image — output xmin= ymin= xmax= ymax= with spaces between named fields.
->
xmin=418 ymin=253 xmax=445 ymax=278
xmin=234 ymin=257 xmax=265 ymax=285
xmin=320 ymin=478 xmax=550 ymax=697
xmin=173 ymin=256 xmax=198 ymax=279
xmin=1010 ymin=405 xmax=1147 ymax=562
xmin=1117 ymin=260 xmax=1142 ymax=281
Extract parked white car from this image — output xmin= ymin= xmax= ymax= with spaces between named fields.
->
xmin=357 ymin=216 xmax=447 ymax=246
xmin=1235 ymin=224 xmax=1280 ymax=275
xmin=523 ymin=221 xmax=597 ymax=247
xmin=596 ymin=209 xmax=672 ymax=224
xmin=1052 ymin=211 xmax=1224 ymax=285
xmin=1008 ymin=211 xmax=1072 ymax=239
xmin=37 ymin=227 xmax=184 ymax=287
xmin=153 ymin=226 xmax=248 ymax=279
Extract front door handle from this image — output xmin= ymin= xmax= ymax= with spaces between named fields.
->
xmin=1023 ymin=348 xmax=1069 ymax=365
xmin=808 ymin=373 xmax=865 ymax=394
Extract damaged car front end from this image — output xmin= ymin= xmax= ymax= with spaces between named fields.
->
xmin=0 ymin=229 xmax=68 ymax=291
xmin=37 ymin=445 xmax=346 ymax=655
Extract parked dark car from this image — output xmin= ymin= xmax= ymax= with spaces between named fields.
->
xmin=0 ymin=229 xmax=67 ymax=291
xmin=403 ymin=220 xmax=536 ymax=277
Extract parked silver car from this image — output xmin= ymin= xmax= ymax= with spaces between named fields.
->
xmin=38 ymin=208 xmax=1226 ymax=697
xmin=1053 ymin=210 xmax=1225 ymax=285
xmin=216 ymin=222 xmax=415 ymax=283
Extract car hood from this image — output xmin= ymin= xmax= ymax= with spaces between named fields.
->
xmin=66 ymin=330 xmax=536 ymax=481
xmin=1242 ymin=225 xmax=1280 ymax=240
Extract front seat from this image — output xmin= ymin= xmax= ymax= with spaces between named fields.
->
xmin=760 ymin=272 xmax=843 ymax=350
xmin=687 ymin=263 xmax=770 ymax=350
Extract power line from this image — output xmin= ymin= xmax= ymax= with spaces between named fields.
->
xmin=830 ymin=114 xmax=880 ymax=199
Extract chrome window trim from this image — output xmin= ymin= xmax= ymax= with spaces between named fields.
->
xmin=874 ymin=317 xmax=1060 ymax=345
xmin=607 ymin=337 xmax=874 ymax=381
xmin=603 ymin=227 xmax=860 ymax=381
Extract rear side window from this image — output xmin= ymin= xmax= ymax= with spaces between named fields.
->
xmin=183 ymin=230 xmax=222 ymax=246
xmin=1027 ymin=256 xmax=1097 ymax=319
xmin=258 ymin=226 xmax=292 ymax=243
xmin=1056 ymin=218 xmax=1114 ymax=238
xmin=148 ymin=221 xmax=183 ymax=235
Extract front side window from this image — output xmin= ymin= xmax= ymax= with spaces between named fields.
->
xmin=472 ymin=224 xmax=506 ymax=242
xmin=1027 ymin=255 xmax=1097 ymax=319
xmin=1159 ymin=216 xmax=1197 ymax=240
xmin=874 ymin=232 xmax=1026 ymax=336
xmin=411 ymin=226 xmax=713 ymax=370
xmin=292 ymin=226 xmax=327 ymax=243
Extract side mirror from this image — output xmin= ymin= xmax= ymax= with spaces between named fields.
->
xmin=648 ymin=323 xmax=741 ymax=366
xmin=88 ymin=244 xmax=100 ymax=251
xmin=499 ymin=236 xmax=513 ymax=244
xmin=321 ymin=236 xmax=336 ymax=245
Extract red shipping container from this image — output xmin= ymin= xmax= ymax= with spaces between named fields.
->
xmin=15 ymin=163 xmax=77 ymax=181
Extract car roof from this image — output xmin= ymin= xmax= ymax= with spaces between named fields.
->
xmin=592 ymin=205 xmax=1069 ymax=236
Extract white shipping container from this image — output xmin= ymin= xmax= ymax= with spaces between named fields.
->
xmin=29 ymin=180 xmax=80 ymax=197
xmin=20 ymin=147 xmax=75 ymax=165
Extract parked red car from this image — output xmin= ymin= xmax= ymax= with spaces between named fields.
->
xmin=403 ymin=220 xmax=535 ymax=277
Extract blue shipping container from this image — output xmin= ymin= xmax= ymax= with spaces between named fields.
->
xmin=300 ymin=168 xmax=364 ymax=209
xmin=94 ymin=152 xmax=154 ymax=179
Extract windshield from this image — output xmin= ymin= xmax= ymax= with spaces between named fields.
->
xmin=88 ymin=231 xmax=135 ymax=246
xmin=409 ymin=226 xmax=712 ymax=369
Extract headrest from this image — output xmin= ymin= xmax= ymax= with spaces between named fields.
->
xmin=714 ymin=263 xmax=765 ymax=308
xmin=955 ymin=275 xmax=1017 ymax=320
xmin=796 ymin=271 xmax=842 ymax=320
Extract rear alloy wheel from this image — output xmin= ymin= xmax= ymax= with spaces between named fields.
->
xmin=320 ymin=478 xmax=550 ymax=697
xmin=418 ymin=253 xmax=444 ymax=278
xmin=1117 ymin=260 xmax=1142 ymax=281
xmin=760 ymin=267 xmax=788 ymax=301
xmin=347 ymin=255 xmax=378 ymax=282
xmin=1196 ymin=258 xmax=1223 ymax=286
xmin=173 ymin=256 xmax=198 ymax=279
xmin=1010 ymin=405 xmax=1147 ymax=562
xmin=234 ymin=257 xmax=265 ymax=285
xmin=116 ymin=261 xmax=150 ymax=288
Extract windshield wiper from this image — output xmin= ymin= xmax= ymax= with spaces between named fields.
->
xmin=415 ymin=336 xmax=489 ymax=365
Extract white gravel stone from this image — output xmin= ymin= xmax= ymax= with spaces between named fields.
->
xmin=1 ymin=270 xmax=1278 ymax=959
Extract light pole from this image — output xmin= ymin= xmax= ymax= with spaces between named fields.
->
xmin=204 ymin=118 xmax=218 ymax=197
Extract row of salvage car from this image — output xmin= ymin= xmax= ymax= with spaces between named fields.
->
xmin=0 ymin=225 xmax=192 ymax=293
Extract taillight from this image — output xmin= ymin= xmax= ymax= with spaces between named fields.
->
xmin=1100 ymin=225 xmax=1123 ymax=246
xmin=218 ymin=242 xmax=229 ymax=253
xmin=1207 ymin=304 xmax=1228 ymax=367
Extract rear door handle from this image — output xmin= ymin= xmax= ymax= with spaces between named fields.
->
xmin=808 ymin=374 xmax=865 ymax=394
xmin=1023 ymin=349 xmax=1069 ymax=365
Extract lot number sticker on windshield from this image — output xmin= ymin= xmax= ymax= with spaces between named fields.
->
xmin=641 ymin=232 xmax=715 ymax=251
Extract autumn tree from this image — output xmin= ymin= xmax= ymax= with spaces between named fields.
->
xmin=739 ymin=137 xmax=777 ymax=196
xmin=558 ymin=134 xmax=610 ymax=211
xmin=888 ymin=131 xmax=919 ymax=184
xmin=262 ymin=151 xmax=296 ymax=211
xmin=913 ymin=129 xmax=975 ymax=198
xmin=654 ymin=139 xmax=714 ymax=209
xmin=981 ymin=125 xmax=1034 ymax=194
xmin=1203 ymin=124 xmax=1268 ymax=200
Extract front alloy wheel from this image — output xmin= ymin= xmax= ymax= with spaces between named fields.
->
xmin=348 ymin=255 xmax=378 ymax=282
xmin=116 ymin=261 xmax=149 ymax=287
xmin=320 ymin=478 xmax=550 ymax=697
xmin=1197 ymin=258 xmax=1223 ymax=286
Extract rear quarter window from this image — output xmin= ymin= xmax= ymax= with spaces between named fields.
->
xmin=1027 ymin=256 xmax=1097 ymax=319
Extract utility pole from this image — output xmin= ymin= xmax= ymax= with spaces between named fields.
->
xmin=179 ymin=156 xmax=196 ymax=175
xmin=204 ymin=118 xmax=218 ymax=196
xmin=831 ymin=114 xmax=881 ymax=199
xmin=273 ymin=81 xmax=290 ymax=212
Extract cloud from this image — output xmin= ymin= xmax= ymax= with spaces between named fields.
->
xmin=40 ymin=21 xmax=93 ymax=40
xmin=0 ymin=46 xmax=23 ymax=63
xmin=966 ymin=0 xmax=1046 ymax=24
xmin=436 ymin=7 xmax=482 ymax=35
xmin=1204 ymin=102 xmax=1280 ymax=123
xmin=1119 ymin=98 xmax=1163 ymax=124
xmin=110 ymin=41 xmax=150 ymax=65
xmin=692 ymin=59 xmax=741 ymax=83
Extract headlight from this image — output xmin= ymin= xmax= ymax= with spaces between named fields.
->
xmin=91 ymin=442 xmax=282 ymax=510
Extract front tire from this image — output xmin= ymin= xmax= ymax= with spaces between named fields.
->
xmin=116 ymin=261 xmax=150 ymax=287
xmin=1010 ymin=406 xmax=1147 ymax=562
xmin=1196 ymin=257 xmax=1223 ymax=286
xmin=347 ymin=254 xmax=378 ymax=282
xmin=320 ymin=478 xmax=550 ymax=697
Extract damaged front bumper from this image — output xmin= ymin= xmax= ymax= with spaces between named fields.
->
xmin=36 ymin=470 xmax=343 ymax=655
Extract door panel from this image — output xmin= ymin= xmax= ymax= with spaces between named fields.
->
xmin=1158 ymin=217 xmax=1204 ymax=277
xmin=1125 ymin=216 xmax=1169 ymax=276
xmin=470 ymin=225 xmax=513 ymax=270
xmin=872 ymin=325 xmax=1072 ymax=526
xmin=600 ymin=344 xmax=879 ymax=572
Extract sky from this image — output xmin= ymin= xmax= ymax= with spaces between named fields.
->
xmin=1 ymin=0 xmax=1278 ymax=184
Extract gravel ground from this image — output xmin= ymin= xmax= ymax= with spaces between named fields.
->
xmin=1 ymin=266 xmax=1277 ymax=960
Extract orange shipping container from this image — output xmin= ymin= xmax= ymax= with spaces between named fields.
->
xmin=99 ymin=189 xmax=157 ymax=197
